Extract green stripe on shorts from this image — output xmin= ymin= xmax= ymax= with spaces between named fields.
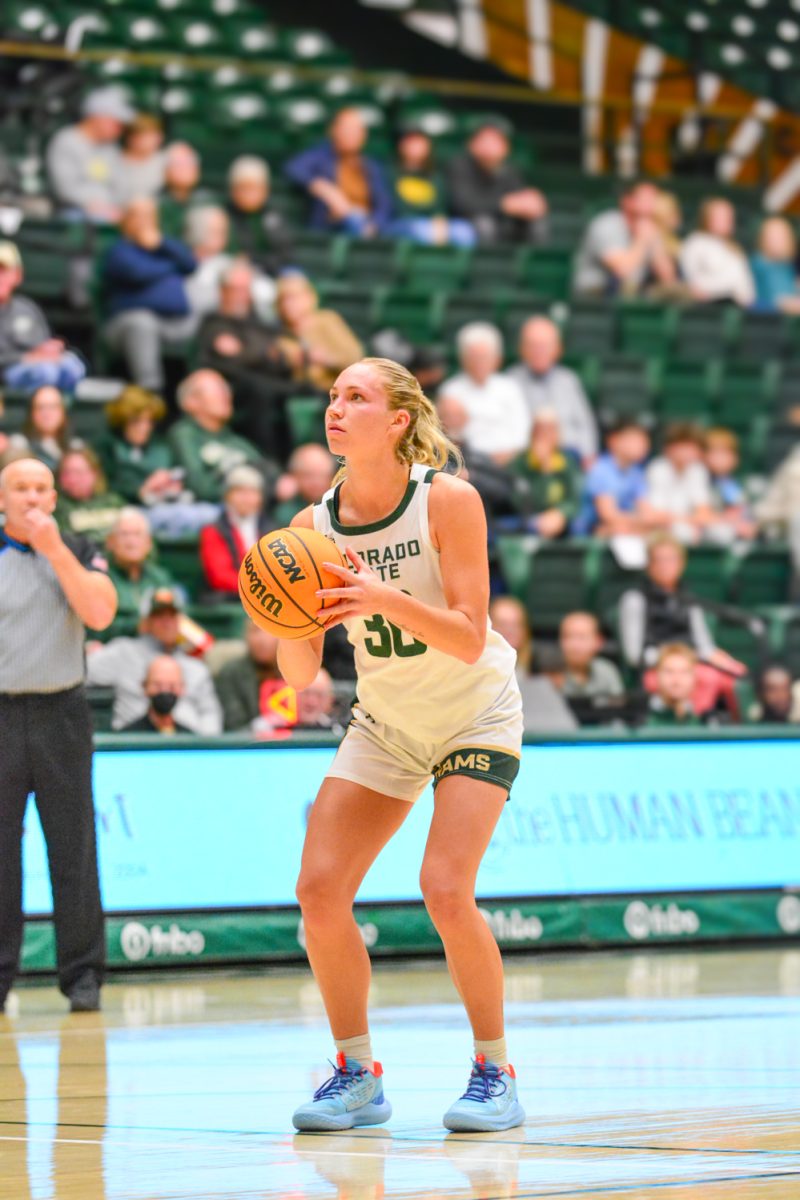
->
xmin=431 ymin=746 xmax=520 ymax=795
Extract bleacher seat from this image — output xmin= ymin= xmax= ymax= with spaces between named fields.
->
xmin=286 ymin=396 xmax=326 ymax=447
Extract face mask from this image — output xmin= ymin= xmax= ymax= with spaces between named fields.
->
xmin=150 ymin=691 xmax=178 ymax=716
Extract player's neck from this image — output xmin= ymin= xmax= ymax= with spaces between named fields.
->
xmin=340 ymin=457 xmax=411 ymax=523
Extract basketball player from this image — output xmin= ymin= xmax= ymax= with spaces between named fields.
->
xmin=279 ymin=357 xmax=524 ymax=1134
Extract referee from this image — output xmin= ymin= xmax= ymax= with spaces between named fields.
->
xmin=0 ymin=457 xmax=117 ymax=1013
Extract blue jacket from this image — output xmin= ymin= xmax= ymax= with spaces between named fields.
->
xmin=284 ymin=140 xmax=393 ymax=233
xmin=103 ymin=237 xmax=196 ymax=318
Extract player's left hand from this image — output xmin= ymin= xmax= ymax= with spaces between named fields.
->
xmin=316 ymin=546 xmax=388 ymax=627
xmin=22 ymin=508 xmax=63 ymax=559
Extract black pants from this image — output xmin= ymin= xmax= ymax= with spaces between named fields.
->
xmin=0 ymin=686 xmax=105 ymax=1000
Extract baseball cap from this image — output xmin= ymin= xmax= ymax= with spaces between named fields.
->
xmin=224 ymin=464 xmax=264 ymax=492
xmin=81 ymin=86 xmax=136 ymax=123
xmin=141 ymin=586 xmax=186 ymax=617
xmin=0 ymin=241 xmax=21 ymax=270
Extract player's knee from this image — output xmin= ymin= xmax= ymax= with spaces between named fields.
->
xmin=419 ymin=867 xmax=468 ymax=927
xmin=295 ymin=868 xmax=347 ymax=922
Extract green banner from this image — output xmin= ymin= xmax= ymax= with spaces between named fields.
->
xmin=19 ymin=889 xmax=800 ymax=974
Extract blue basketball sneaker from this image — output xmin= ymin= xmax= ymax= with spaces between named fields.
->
xmin=443 ymin=1054 xmax=525 ymax=1132
xmin=292 ymin=1054 xmax=392 ymax=1132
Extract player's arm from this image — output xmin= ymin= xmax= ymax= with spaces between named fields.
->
xmin=318 ymin=475 xmax=489 ymax=665
xmin=275 ymin=506 xmax=326 ymax=690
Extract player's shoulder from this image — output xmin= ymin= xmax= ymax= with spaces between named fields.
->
xmin=289 ymin=504 xmax=316 ymax=530
xmin=427 ymin=469 xmax=484 ymax=538
xmin=428 ymin=468 xmax=479 ymax=506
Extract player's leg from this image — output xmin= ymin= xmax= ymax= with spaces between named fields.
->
xmin=293 ymin=777 xmax=412 ymax=1131
xmin=419 ymin=775 xmax=525 ymax=1131
xmin=297 ymin=776 xmax=411 ymax=1037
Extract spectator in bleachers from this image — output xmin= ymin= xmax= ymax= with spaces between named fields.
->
xmin=446 ymin=115 xmax=547 ymax=245
xmin=226 ymin=156 xmax=294 ymax=276
xmin=505 ymin=316 xmax=598 ymax=463
xmin=159 ymin=142 xmax=211 ymax=239
xmin=87 ymin=586 xmax=223 ymax=732
xmin=45 ymin=86 xmax=132 ymax=223
xmin=8 ymin=386 xmax=77 ymax=471
xmin=653 ymin=190 xmax=686 ymax=285
xmin=704 ymin=427 xmax=755 ymax=541
xmin=113 ymin=114 xmax=167 ymax=208
xmin=680 ymin=198 xmax=755 ymax=307
xmin=197 ymin=261 xmax=294 ymax=453
xmin=643 ymin=643 xmax=701 ymax=727
xmin=276 ymin=273 xmax=363 ymax=392
xmin=167 ymin=369 xmax=272 ymax=505
xmin=748 ymin=664 xmax=799 ymax=724
xmin=488 ymin=595 xmax=577 ymax=730
xmin=755 ymin=443 xmax=800 ymax=576
xmin=55 ymin=447 xmax=125 ymax=541
xmin=556 ymin=611 xmax=624 ymax=703
xmin=119 ymin=655 xmax=193 ymax=734
xmin=644 ymin=422 xmax=714 ymax=544
xmin=273 ymin=443 xmax=336 ymax=526
xmin=0 ymin=242 xmax=86 ymax=393
xmin=284 ymin=107 xmax=393 ymax=237
xmin=186 ymin=207 xmax=279 ymax=322
xmin=573 ymin=419 xmax=651 ymax=536
xmin=750 ymin=216 xmax=800 ymax=314
xmin=102 ymin=198 xmax=197 ymax=392
xmin=619 ymin=533 xmax=745 ymax=715
xmin=438 ymin=322 xmax=529 ymax=463
xmin=388 ymin=123 xmax=476 ymax=247
xmin=573 ymin=180 xmax=677 ymax=298
xmin=296 ymin=667 xmax=343 ymax=733
xmin=435 ymin=394 xmax=517 ymax=528
xmin=506 ymin=409 xmax=581 ymax=537
xmin=199 ymin=465 xmax=273 ymax=598
xmin=213 ymin=620 xmax=288 ymax=733
xmin=105 ymin=508 xmax=176 ymax=636
xmin=197 ymin=260 xmax=286 ymax=377
xmin=98 ymin=385 xmax=174 ymax=506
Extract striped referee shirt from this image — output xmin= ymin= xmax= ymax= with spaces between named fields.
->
xmin=0 ymin=528 xmax=108 ymax=694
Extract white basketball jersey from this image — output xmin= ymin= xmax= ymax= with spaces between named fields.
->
xmin=314 ymin=463 xmax=518 ymax=740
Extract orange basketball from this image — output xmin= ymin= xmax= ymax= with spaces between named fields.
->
xmin=238 ymin=527 xmax=349 ymax=640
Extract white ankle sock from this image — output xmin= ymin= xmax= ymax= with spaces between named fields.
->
xmin=474 ymin=1036 xmax=508 ymax=1070
xmin=335 ymin=1033 xmax=373 ymax=1069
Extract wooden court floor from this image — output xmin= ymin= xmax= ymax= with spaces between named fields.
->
xmin=1 ymin=947 xmax=799 ymax=1199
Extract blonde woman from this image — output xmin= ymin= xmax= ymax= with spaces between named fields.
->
xmin=276 ymin=272 xmax=363 ymax=392
xmin=280 ymin=357 xmax=525 ymax=1134
xmin=679 ymin=197 xmax=755 ymax=306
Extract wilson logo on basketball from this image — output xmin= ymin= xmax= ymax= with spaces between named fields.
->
xmin=242 ymin=553 xmax=283 ymax=616
xmin=267 ymin=536 xmax=307 ymax=584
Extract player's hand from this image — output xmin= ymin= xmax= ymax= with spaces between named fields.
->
xmin=22 ymin=508 xmax=63 ymax=559
xmin=316 ymin=546 xmax=388 ymax=627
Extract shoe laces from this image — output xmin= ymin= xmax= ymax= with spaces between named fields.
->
xmin=461 ymin=1054 xmax=507 ymax=1103
xmin=313 ymin=1055 xmax=367 ymax=1101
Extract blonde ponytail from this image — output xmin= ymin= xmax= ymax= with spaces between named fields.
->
xmin=332 ymin=356 xmax=462 ymax=483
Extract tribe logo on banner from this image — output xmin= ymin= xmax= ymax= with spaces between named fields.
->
xmin=624 ymin=901 xmax=701 ymax=941
xmin=120 ymin=921 xmax=206 ymax=962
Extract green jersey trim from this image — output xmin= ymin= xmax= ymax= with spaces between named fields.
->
xmin=327 ymin=477 xmax=419 ymax=535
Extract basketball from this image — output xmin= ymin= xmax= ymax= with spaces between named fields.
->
xmin=238 ymin=527 xmax=349 ymax=640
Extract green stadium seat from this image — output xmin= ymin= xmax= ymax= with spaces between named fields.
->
xmin=563 ymin=301 xmax=616 ymax=355
xmin=316 ymin=283 xmax=375 ymax=340
xmin=499 ymin=292 xmax=554 ymax=346
xmin=594 ymin=355 xmax=657 ymax=425
xmin=208 ymin=90 xmax=271 ymax=129
xmin=673 ymin=305 xmax=739 ymax=361
xmin=286 ymin=395 xmax=327 ymax=447
xmin=729 ymin=544 xmax=792 ymax=608
xmin=768 ymin=608 xmax=800 ymax=676
xmin=223 ymin=18 xmax=281 ymax=57
xmin=283 ymin=27 xmax=350 ymax=66
xmin=86 ymin=686 xmax=115 ymax=731
xmin=339 ymin=238 xmax=400 ymax=284
xmin=469 ymin=245 xmax=519 ymax=290
xmin=733 ymin=312 xmax=789 ymax=361
xmin=681 ymin=544 xmax=734 ymax=604
xmin=717 ymin=361 xmax=781 ymax=424
xmin=441 ymin=293 xmax=500 ymax=344
xmin=595 ymin=545 xmax=640 ymax=622
xmin=288 ymin=231 xmax=344 ymax=284
xmin=710 ymin=615 xmax=769 ymax=677
xmin=399 ymin=243 xmax=471 ymax=291
xmin=275 ymin=95 xmax=330 ymax=136
xmin=374 ymin=288 xmax=442 ymax=343
xmin=656 ymin=359 xmax=720 ymax=423
xmin=617 ymin=302 xmax=677 ymax=357
xmin=519 ymin=247 xmax=571 ymax=301
xmin=524 ymin=540 xmax=597 ymax=631
xmin=155 ymin=535 xmax=205 ymax=600
xmin=189 ymin=603 xmax=245 ymax=640
xmin=495 ymin=535 xmax=534 ymax=603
